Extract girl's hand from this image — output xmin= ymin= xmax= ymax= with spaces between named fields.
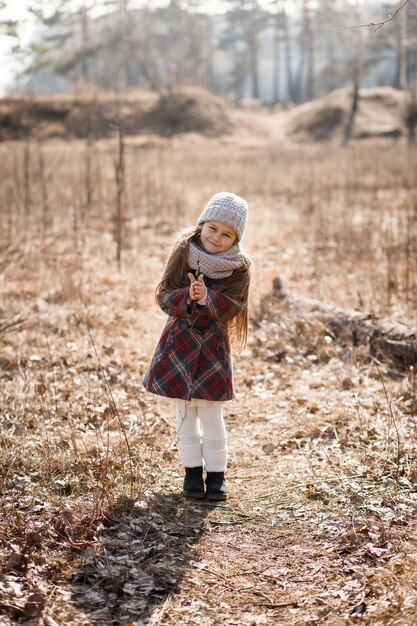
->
xmin=188 ymin=273 xmax=207 ymax=301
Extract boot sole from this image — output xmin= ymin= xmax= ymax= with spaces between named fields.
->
xmin=206 ymin=493 xmax=228 ymax=501
xmin=183 ymin=490 xmax=206 ymax=499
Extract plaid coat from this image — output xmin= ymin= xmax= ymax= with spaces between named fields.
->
xmin=142 ymin=271 xmax=241 ymax=401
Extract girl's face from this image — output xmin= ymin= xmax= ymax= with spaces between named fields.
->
xmin=200 ymin=221 xmax=237 ymax=253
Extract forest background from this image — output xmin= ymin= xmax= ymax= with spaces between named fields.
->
xmin=0 ymin=0 xmax=416 ymax=104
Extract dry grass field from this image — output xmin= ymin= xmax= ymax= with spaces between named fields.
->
xmin=1 ymin=99 xmax=417 ymax=625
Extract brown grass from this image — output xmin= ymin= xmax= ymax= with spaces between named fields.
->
xmin=0 ymin=117 xmax=417 ymax=625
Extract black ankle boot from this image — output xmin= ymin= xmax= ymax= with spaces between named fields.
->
xmin=205 ymin=472 xmax=228 ymax=501
xmin=183 ymin=467 xmax=205 ymax=498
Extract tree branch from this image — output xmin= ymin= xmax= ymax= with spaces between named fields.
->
xmin=337 ymin=0 xmax=410 ymax=32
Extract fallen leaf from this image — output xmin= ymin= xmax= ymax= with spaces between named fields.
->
xmin=7 ymin=552 xmax=27 ymax=572
xmin=23 ymin=593 xmax=45 ymax=618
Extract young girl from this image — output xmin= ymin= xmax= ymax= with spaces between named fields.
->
xmin=142 ymin=192 xmax=250 ymax=501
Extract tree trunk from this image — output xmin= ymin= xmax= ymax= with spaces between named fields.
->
xmin=305 ymin=1 xmax=314 ymax=100
xmin=282 ymin=8 xmax=294 ymax=101
xmin=294 ymin=34 xmax=305 ymax=102
xmin=233 ymin=42 xmax=246 ymax=103
xmin=248 ymin=32 xmax=259 ymax=99
xmin=119 ymin=0 xmax=130 ymax=89
xmin=294 ymin=0 xmax=314 ymax=103
xmin=407 ymin=72 xmax=417 ymax=145
xmin=406 ymin=18 xmax=417 ymax=146
xmin=266 ymin=285 xmax=417 ymax=371
xmin=205 ymin=18 xmax=215 ymax=91
xmin=343 ymin=0 xmax=362 ymax=145
xmin=272 ymin=19 xmax=280 ymax=104
xmin=79 ymin=1 xmax=89 ymax=83
xmin=324 ymin=38 xmax=336 ymax=93
xmin=396 ymin=4 xmax=408 ymax=89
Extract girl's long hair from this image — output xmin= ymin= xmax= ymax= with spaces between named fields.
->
xmin=156 ymin=226 xmax=251 ymax=352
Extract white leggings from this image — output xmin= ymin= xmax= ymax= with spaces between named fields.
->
xmin=174 ymin=399 xmax=228 ymax=472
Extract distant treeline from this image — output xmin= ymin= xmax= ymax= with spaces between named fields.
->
xmin=2 ymin=0 xmax=417 ymax=104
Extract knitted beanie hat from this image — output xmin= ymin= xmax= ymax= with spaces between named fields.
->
xmin=197 ymin=192 xmax=248 ymax=241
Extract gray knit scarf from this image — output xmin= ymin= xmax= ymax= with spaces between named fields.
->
xmin=187 ymin=241 xmax=244 ymax=279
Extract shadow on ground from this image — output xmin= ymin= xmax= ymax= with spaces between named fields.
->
xmin=71 ymin=491 xmax=212 ymax=624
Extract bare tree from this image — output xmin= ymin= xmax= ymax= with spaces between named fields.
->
xmin=79 ymin=0 xmax=90 ymax=83
xmin=404 ymin=1 xmax=417 ymax=145
xmin=304 ymin=0 xmax=315 ymax=100
xmin=281 ymin=3 xmax=295 ymax=101
xmin=341 ymin=0 xmax=410 ymax=31
xmin=397 ymin=1 xmax=408 ymax=89
xmin=343 ymin=0 xmax=363 ymax=144
xmin=271 ymin=9 xmax=281 ymax=103
xmin=293 ymin=0 xmax=315 ymax=102
xmin=268 ymin=0 xmax=285 ymax=104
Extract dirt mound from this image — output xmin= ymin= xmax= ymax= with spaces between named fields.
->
xmin=0 ymin=88 xmax=232 ymax=141
xmin=143 ymin=87 xmax=232 ymax=137
xmin=285 ymin=86 xmax=406 ymax=142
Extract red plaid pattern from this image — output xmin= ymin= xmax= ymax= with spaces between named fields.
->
xmin=142 ymin=271 xmax=240 ymax=401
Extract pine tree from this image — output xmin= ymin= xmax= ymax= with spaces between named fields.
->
xmin=25 ymin=0 xmax=100 ymax=88
xmin=0 ymin=1 xmax=19 ymax=58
